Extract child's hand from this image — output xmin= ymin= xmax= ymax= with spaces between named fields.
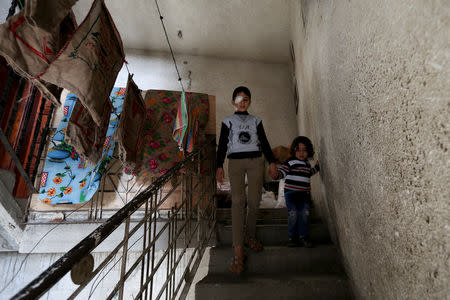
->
xmin=216 ymin=168 xmax=224 ymax=183
xmin=268 ymin=163 xmax=278 ymax=180
xmin=315 ymin=160 xmax=319 ymax=166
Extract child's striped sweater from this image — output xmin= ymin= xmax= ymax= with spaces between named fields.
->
xmin=278 ymin=157 xmax=320 ymax=192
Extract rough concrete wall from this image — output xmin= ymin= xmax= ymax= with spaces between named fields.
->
xmin=290 ymin=1 xmax=449 ymax=299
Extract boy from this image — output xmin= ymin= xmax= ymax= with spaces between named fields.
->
xmin=216 ymin=86 xmax=278 ymax=274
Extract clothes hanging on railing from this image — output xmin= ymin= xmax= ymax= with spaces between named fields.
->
xmin=115 ymin=74 xmax=146 ymax=172
xmin=64 ymin=94 xmax=112 ymax=164
xmin=39 ymin=88 xmax=124 ymax=205
xmin=0 ymin=0 xmax=76 ymax=106
xmin=36 ymin=0 xmax=125 ymax=126
xmin=172 ymin=90 xmax=200 ymax=153
xmin=24 ymin=0 xmax=78 ymax=33
xmin=137 ymin=90 xmax=209 ymax=177
xmin=173 ymin=91 xmax=188 ymax=150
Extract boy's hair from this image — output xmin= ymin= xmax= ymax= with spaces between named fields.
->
xmin=232 ymin=86 xmax=251 ymax=100
xmin=290 ymin=136 xmax=315 ymax=158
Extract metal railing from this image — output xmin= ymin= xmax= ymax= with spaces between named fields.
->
xmin=12 ymin=136 xmax=217 ymax=300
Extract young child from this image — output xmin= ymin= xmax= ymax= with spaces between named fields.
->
xmin=216 ymin=86 xmax=278 ymax=274
xmin=274 ymin=136 xmax=319 ymax=248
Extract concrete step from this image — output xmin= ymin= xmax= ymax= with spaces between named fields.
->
xmin=195 ymin=273 xmax=351 ymax=300
xmin=216 ymin=222 xmax=331 ymax=246
xmin=216 ymin=207 xmax=321 ymax=224
xmin=208 ymin=245 xmax=345 ymax=275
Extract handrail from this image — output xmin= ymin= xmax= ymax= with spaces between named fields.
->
xmin=11 ymin=136 xmax=217 ymax=300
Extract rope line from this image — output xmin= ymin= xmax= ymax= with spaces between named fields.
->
xmin=154 ymin=0 xmax=185 ymax=93
xmin=6 ymin=0 xmax=18 ymax=20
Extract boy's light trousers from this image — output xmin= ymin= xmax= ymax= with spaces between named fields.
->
xmin=228 ymin=156 xmax=264 ymax=247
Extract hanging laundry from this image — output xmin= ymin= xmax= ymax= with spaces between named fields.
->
xmin=36 ymin=0 xmax=125 ymax=126
xmin=39 ymin=88 xmax=124 ymax=205
xmin=64 ymin=96 xmax=111 ymax=164
xmin=0 ymin=0 xmax=77 ymax=105
xmin=173 ymin=91 xmax=189 ymax=151
xmin=115 ymin=74 xmax=146 ymax=172
xmin=185 ymin=113 xmax=199 ymax=153
xmin=25 ymin=0 xmax=78 ymax=32
xmin=138 ymin=90 xmax=209 ymax=177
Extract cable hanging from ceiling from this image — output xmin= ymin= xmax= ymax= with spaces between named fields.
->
xmin=154 ymin=0 xmax=185 ymax=93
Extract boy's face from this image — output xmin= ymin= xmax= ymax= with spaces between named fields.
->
xmin=295 ymin=143 xmax=309 ymax=161
xmin=232 ymin=92 xmax=251 ymax=112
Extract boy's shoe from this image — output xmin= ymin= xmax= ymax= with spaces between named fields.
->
xmin=299 ymin=236 xmax=314 ymax=248
xmin=287 ymin=237 xmax=299 ymax=247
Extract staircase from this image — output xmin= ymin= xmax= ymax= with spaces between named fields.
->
xmin=195 ymin=208 xmax=352 ymax=300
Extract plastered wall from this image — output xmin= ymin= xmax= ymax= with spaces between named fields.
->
xmin=290 ymin=0 xmax=449 ymax=299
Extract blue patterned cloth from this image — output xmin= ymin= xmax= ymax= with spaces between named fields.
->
xmin=39 ymin=88 xmax=125 ymax=205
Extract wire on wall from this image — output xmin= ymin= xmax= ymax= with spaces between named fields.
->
xmin=154 ymin=0 xmax=185 ymax=93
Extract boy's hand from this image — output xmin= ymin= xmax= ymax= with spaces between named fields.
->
xmin=216 ymin=168 xmax=224 ymax=183
xmin=268 ymin=163 xmax=278 ymax=180
xmin=315 ymin=160 xmax=319 ymax=166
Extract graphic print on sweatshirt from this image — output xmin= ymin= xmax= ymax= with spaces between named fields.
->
xmin=224 ymin=114 xmax=261 ymax=155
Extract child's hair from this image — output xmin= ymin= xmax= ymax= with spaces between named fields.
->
xmin=290 ymin=136 xmax=315 ymax=158
xmin=232 ymin=86 xmax=251 ymax=100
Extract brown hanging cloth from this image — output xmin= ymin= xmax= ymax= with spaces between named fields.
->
xmin=0 ymin=0 xmax=77 ymax=106
xmin=115 ymin=74 xmax=146 ymax=173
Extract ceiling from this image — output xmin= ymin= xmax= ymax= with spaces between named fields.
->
xmin=71 ymin=0 xmax=292 ymax=63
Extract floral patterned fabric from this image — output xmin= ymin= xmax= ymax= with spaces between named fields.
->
xmin=138 ymin=90 xmax=209 ymax=177
xmin=39 ymin=88 xmax=124 ymax=205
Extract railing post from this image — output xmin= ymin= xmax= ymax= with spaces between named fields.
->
xmin=197 ymin=152 xmax=201 ymax=243
xmin=139 ymin=199 xmax=149 ymax=300
xmin=150 ymin=193 xmax=157 ymax=300
xmin=118 ymin=216 xmax=131 ymax=300
xmin=173 ymin=204 xmax=177 ymax=298
xmin=145 ymin=193 xmax=154 ymax=300
xmin=165 ymin=209 xmax=171 ymax=300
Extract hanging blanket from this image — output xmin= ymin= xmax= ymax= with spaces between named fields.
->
xmin=138 ymin=90 xmax=209 ymax=177
xmin=39 ymin=88 xmax=124 ymax=205
xmin=115 ymin=74 xmax=146 ymax=172
xmin=0 ymin=0 xmax=77 ymax=105
xmin=37 ymin=0 xmax=125 ymax=126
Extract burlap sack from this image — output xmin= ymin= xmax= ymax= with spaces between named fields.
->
xmin=25 ymin=0 xmax=78 ymax=32
xmin=65 ymin=99 xmax=111 ymax=164
xmin=37 ymin=0 xmax=125 ymax=126
xmin=0 ymin=1 xmax=77 ymax=105
xmin=115 ymin=74 xmax=146 ymax=172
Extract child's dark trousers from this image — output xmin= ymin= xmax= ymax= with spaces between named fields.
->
xmin=284 ymin=190 xmax=311 ymax=238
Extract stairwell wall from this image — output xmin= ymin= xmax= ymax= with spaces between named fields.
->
xmin=290 ymin=1 xmax=449 ymax=299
